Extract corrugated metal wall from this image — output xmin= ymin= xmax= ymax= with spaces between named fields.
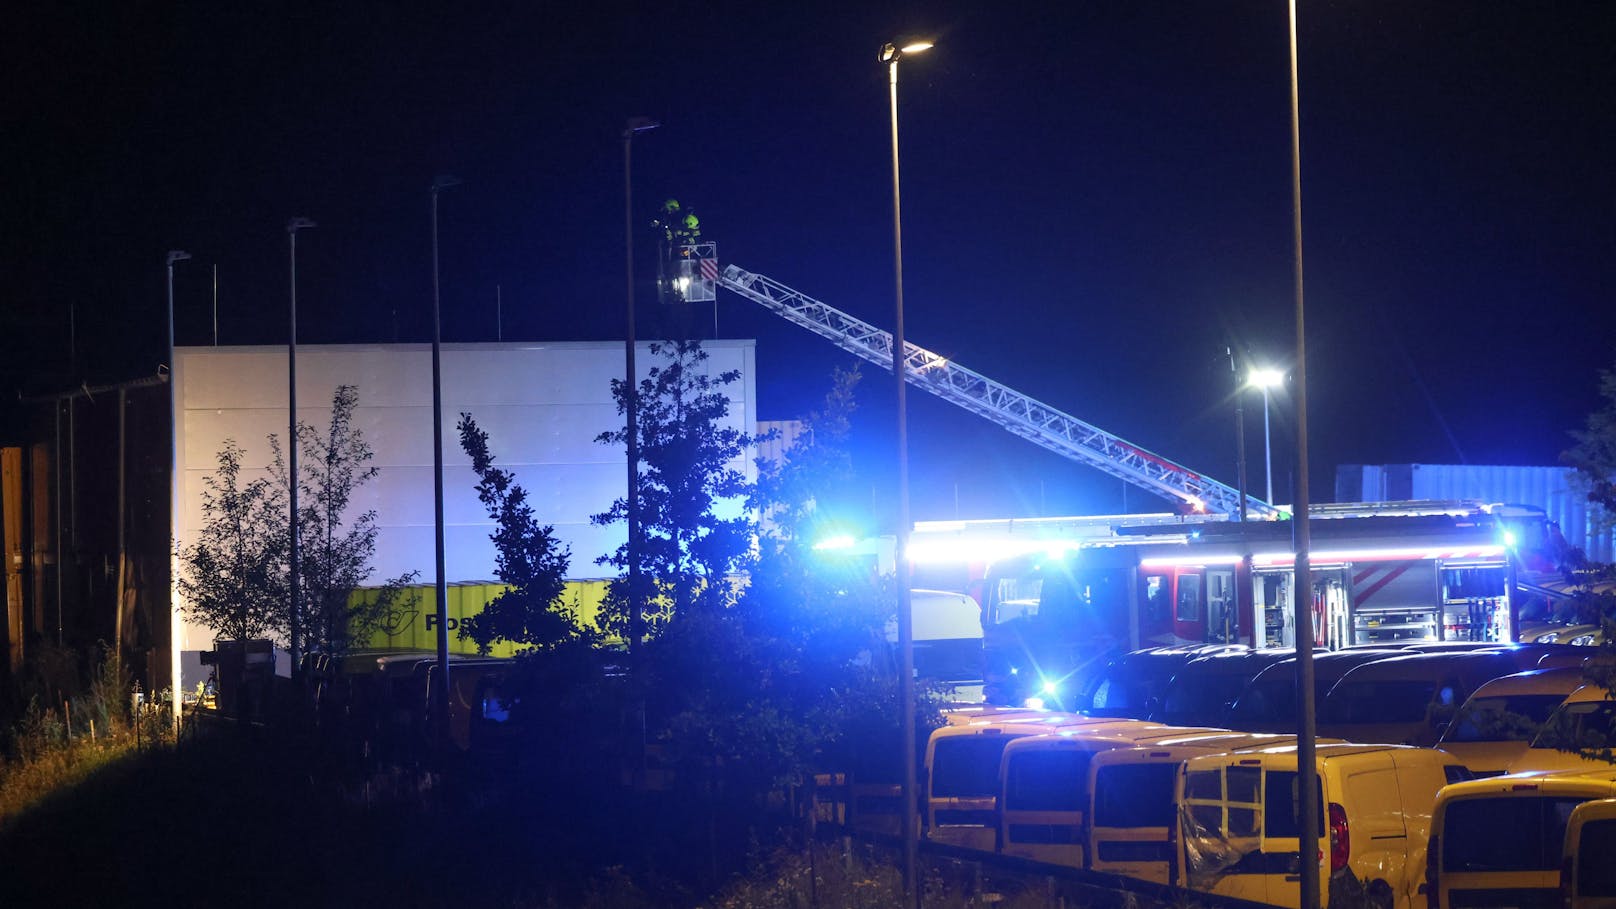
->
xmin=1336 ymin=463 xmax=1613 ymax=563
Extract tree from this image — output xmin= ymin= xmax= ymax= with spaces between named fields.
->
xmin=593 ymin=340 xmax=762 ymax=637
xmin=176 ymin=440 xmax=286 ymax=642
xmin=1565 ymin=363 xmax=1616 ymax=529
xmin=456 ymin=413 xmax=593 ymax=653
xmin=270 ymin=385 xmax=415 ymax=657
xmin=739 ymin=365 xmax=941 ymax=780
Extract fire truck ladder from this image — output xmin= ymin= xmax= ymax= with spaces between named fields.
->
xmin=717 ymin=264 xmax=1280 ymax=519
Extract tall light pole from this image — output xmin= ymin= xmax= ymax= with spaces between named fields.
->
xmin=623 ymin=116 xmax=659 ymax=657
xmin=1249 ymin=368 xmax=1284 ymax=504
xmin=881 ymin=36 xmax=931 ymax=909
xmin=1284 ymin=0 xmax=1320 ymax=905
xmin=430 ymin=175 xmax=460 ymax=751
xmin=286 ymin=217 xmax=316 ymax=681
xmin=166 ymin=249 xmax=190 ymax=734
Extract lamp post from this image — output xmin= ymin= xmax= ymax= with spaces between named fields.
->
xmin=286 ymin=217 xmax=316 ymax=680
xmin=623 ymin=116 xmax=659 ymax=657
xmin=880 ymin=36 xmax=931 ymax=909
xmin=166 ymin=249 xmax=190 ymax=733
xmin=1248 ymin=368 xmax=1284 ymax=505
xmin=1283 ymin=0 xmax=1320 ymax=905
xmin=430 ymin=175 xmax=460 ymax=751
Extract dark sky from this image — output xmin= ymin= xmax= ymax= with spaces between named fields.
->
xmin=5 ymin=2 xmax=1612 ymax=528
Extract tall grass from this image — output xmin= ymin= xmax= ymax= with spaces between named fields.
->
xmin=0 ymin=646 xmax=170 ymax=829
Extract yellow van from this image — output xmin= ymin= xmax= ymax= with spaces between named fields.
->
xmin=1435 ymin=667 xmax=1584 ymax=777
xmin=1177 ymin=742 xmax=1467 ymax=909
xmin=1563 ymin=797 xmax=1616 ymax=909
xmin=1427 ymin=768 xmax=1616 ymax=909
xmin=925 ymin=716 xmax=1152 ymax=850
xmin=995 ymin=725 xmax=1231 ymax=866
xmin=1512 ymin=683 xmax=1616 ymax=774
xmin=1087 ymin=733 xmax=1324 ymax=886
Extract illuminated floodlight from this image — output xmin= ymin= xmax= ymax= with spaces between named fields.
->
xmin=813 ymin=534 xmax=858 ymax=551
xmin=1024 ymin=696 xmax=1046 ymax=710
xmin=880 ymin=38 xmax=936 ymax=63
xmin=1248 ymin=368 xmax=1285 ymax=390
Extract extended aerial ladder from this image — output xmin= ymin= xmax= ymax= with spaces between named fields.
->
xmin=666 ymin=245 xmax=1280 ymax=519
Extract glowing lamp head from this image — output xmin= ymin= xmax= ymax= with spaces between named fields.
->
xmin=880 ymin=38 xmax=935 ymax=63
xmin=1248 ymin=368 xmax=1285 ymax=390
xmin=1503 ymin=530 xmax=1518 ymax=548
xmin=1041 ymin=680 xmax=1059 ymax=696
xmin=1024 ymin=697 xmax=1046 ymax=710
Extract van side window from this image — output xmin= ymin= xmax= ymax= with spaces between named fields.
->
xmin=1263 ymin=770 xmax=1325 ymax=838
xmin=1183 ymin=767 xmax=1261 ymax=837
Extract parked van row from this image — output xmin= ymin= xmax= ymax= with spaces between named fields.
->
xmin=1066 ymin=642 xmax=1589 ymax=753
xmin=924 ymin=708 xmax=1474 ymax=909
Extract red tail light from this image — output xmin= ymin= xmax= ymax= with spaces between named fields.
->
xmin=1328 ymin=802 xmax=1350 ymax=873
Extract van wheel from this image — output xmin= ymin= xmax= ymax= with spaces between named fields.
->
xmin=1366 ymin=879 xmax=1394 ymax=909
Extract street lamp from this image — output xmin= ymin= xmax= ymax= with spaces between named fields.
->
xmin=286 ymin=216 xmax=316 ymax=680
xmin=1248 ymin=367 xmax=1284 ymax=504
xmin=623 ymin=116 xmax=659 ymax=657
xmin=881 ymin=35 xmax=931 ymax=909
xmin=1283 ymin=0 xmax=1320 ymax=905
xmin=430 ymin=175 xmax=460 ymax=750
xmin=166 ymin=249 xmax=190 ymax=734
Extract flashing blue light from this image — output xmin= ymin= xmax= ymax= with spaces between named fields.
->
xmin=1041 ymin=680 xmax=1059 ymax=696
xmin=813 ymin=534 xmax=858 ymax=552
xmin=1503 ymin=530 xmax=1518 ymax=548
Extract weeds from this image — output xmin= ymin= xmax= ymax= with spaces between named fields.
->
xmin=0 ymin=645 xmax=168 ymax=830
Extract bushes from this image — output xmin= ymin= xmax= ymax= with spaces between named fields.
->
xmin=0 ymin=645 xmax=165 ymax=830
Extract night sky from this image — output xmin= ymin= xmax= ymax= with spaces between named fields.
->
xmin=6 ymin=2 xmax=1612 ymax=529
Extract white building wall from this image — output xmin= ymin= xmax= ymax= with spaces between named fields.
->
xmin=171 ymin=340 xmax=758 ymax=659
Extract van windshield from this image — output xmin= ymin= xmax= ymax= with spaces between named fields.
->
xmin=1532 ymin=700 xmax=1616 ymax=753
xmin=1095 ymin=763 xmax=1178 ymax=827
xmin=1003 ymin=749 xmax=1090 ymax=811
xmin=1321 ymin=681 xmax=1436 ymax=724
xmin=933 ymin=736 xmax=1017 ymax=798
xmin=1442 ymin=796 xmax=1586 ymax=871
xmin=1445 ymin=694 xmax=1567 ymax=743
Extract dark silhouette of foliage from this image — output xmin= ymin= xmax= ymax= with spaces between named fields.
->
xmin=270 ymin=385 xmax=416 ymax=656
xmin=176 ymin=440 xmax=286 ymax=642
xmin=593 ymin=340 xmax=761 ymax=638
xmin=455 ymin=412 xmax=593 ymax=652
xmin=1565 ymin=364 xmax=1616 ymax=528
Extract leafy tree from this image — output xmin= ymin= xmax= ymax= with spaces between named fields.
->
xmin=270 ymin=385 xmax=415 ymax=657
xmin=739 ymin=365 xmax=943 ymax=780
xmin=455 ymin=413 xmax=594 ymax=653
xmin=593 ymin=340 xmax=762 ymax=637
xmin=176 ymin=440 xmax=286 ymax=642
xmin=1565 ymin=363 xmax=1616 ymax=527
